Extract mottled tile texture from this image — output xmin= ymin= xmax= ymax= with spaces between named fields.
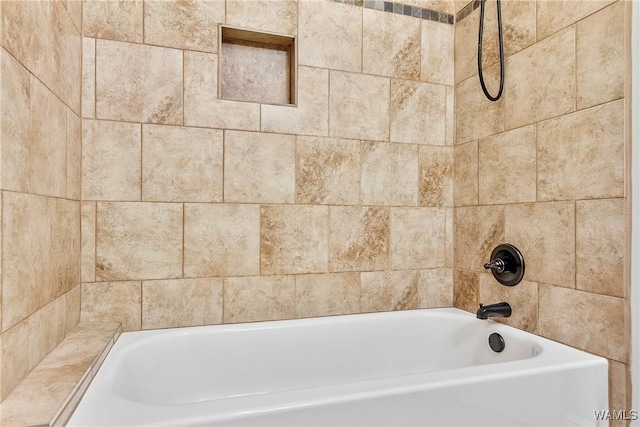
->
xmin=1 ymin=0 xmax=84 ymax=401
xmin=1 ymin=2 xmax=632 ymax=417
xmin=453 ymin=0 xmax=630 ymax=369
xmin=68 ymin=0 xmax=462 ymax=369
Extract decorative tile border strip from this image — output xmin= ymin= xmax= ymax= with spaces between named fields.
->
xmin=332 ymin=0 xmax=455 ymax=25
xmin=456 ymin=0 xmax=479 ymax=23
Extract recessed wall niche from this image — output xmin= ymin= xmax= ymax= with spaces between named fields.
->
xmin=220 ymin=26 xmax=296 ymax=106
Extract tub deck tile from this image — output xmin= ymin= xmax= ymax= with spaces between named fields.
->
xmin=0 ymin=322 xmax=121 ymax=427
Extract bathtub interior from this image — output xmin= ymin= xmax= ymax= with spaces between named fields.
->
xmin=110 ymin=310 xmax=541 ymax=406
xmin=68 ymin=309 xmax=608 ymax=427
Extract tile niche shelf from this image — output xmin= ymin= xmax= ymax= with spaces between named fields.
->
xmin=220 ymin=26 xmax=297 ymax=106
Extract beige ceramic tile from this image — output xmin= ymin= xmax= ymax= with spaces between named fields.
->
xmin=37 ymin=322 xmax=120 ymax=371
xmin=419 ymin=145 xmax=453 ymax=207
xmin=296 ymin=273 xmax=360 ymax=318
xmin=298 ymin=0 xmax=362 ymax=72
xmin=404 ymin=0 xmax=452 ymax=14
xmin=390 ymin=79 xmax=446 ymax=145
xmin=36 ymin=323 xmax=98 ymax=370
xmin=460 ymin=1 xmax=536 ymax=78
xmin=142 ymin=125 xmax=223 ymax=202
xmin=1 ymin=365 xmax=88 ymax=426
xmin=453 ymin=269 xmax=478 ymax=313
xmin=576 ymin=199 xmax=625 ymax=298
xmin=226 ymin=0 xmax=297 ymax=35
xmin=81 ymin=202 xmax=96 ymax=283
xmin=478 ymin=125 xmax=536 ymax=205
xmin=479 ymin=275 xmax=538 ymax=333
xmin=142 ymin=278 xmax=223 ymax=329
xmin=184 ymin=51 xmax=260 ymax=130
xmin=28 ymin=296 xmax=66 ymax=370
xmin=329 ymin=71 xmax=390 ymax=141
xmin=261 ymin=66 xmax=329 ymax=136
xmin=537 ymin=100 xmax=624 ymax=201
xmin=51 ymin=0 xmax=81 ymax=113
xmin=96 ymin=40 xmax=183 ymax=124
xmin=64 ymin=285 xmax=81 ymax=334
xmin=96 ymin=202 xmax=183 ymax=281
xmin=1 ymin=319 xmax=29 ymax=399
xmin=454 ymin=7 xmax=478 ymax=85
xmin=361 ymin=270 xmax=419 ymax=312
xmin=505 ymin=27 xmax=575 ymax=129
xmin=52 ymin=370 xmax=93 ymax=427
xmin=64 ymin=0 xmax=82 ymax=32
xmin=83 ymin=0 xmax=143 ymax=42
xmin=361 ymin=141 xmax=418 ymax=206
xmin=445 ymin=208 xmax=454 ymax=268
xmin=261 ymin=205 xmax=329 ymax=275
xmin=421 ymin=20 xmax=453 ymax=85
xmin=454 ymin=205 xmax=505 ymax=272
xmin=82 ymin=37 xmax=96 ymax=118
xmin=224 ymin=131 xmax=296 ymax=203
xmin=81 ymin=281 xmax=142 ymax=331
xmin=609 ymin=361 xmax=627 ymax=414
xmin=296 ymin=136 xmax=360 ymax=205
xmin=453 ymin=140 xmax=478 ymax=206
xmin=82 ymin=119 xmax=141 ymax=201
xmin=536 ymin=0 xmax=615 ymax=40
xmin=538 ymin=285 xmax=625 ymax=362
xmin=66 ymin=110 xmax=81 ymax=200
xmin=445 ymin=86 xmax=454 ymax=145
xmin=576 ymin=2 xmax=624 ymax=109
xmin=454 ymin=0 xmax=467 ymax=14
xmin=391 ymin=207 xmax=445 ymax=269
xmin=505 ymin=202 xmax=574 ymax=288
xmin=184 ymin=204 xmax=260 ymax=277
xmin=1 ymin=0 xmax=51 ymax=85
xmin=220 ymin=41 xmax=291 ymax=105
xmin=363 ymin=9 xmax=420 ymax=80
xmin=54 ymin=199 xmax=81 ymax=298
xmin=3 ymin=194 xmax=79 ymax=331
xmin=1 ymin=48 xmax=30 ymax=192
xmin=329 ymin=206 xmax=390 ymax=272
xmin=223 ymin=276 xmax=296 ymax=323
xmin=29 ymin=76 xmax=67 ymax=198
xmin=501 ymin=1 xmax=537 ymax=58
xmin=61 ymin=199 xmax=82 ymax=291
xmin=417 ymin=268 xmax=453 ymax=308
xmin=455 ymin=65 xmax=504 ymax=143
xmin=144 ymin=0 xmax=223 ymax=52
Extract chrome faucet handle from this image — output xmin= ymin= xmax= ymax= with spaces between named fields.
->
xmin=484 ymin=258 xmax=505 ymax=273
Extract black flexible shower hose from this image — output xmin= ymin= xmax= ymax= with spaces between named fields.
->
xmin=478 ymin=0 xmax=504 ymax=101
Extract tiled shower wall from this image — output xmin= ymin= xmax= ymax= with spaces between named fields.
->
xmin=0 ymin=1 xmax=82 ymax=399
xmin=79 ymin=0 xmax=455 ymax=332
xmin=452 ymin=0 xmax=630 ymax=415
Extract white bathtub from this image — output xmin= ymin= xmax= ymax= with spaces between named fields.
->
xmin=69 ymin=308 xmax=608 ymax=426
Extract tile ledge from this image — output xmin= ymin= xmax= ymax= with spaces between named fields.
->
xmin=0 ymin=322 xmax=122 ymax=427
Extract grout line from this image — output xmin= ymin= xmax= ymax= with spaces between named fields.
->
xmin=573 ymin=24 xmax=578 ymax=113
xmin=139 ymin=124 xmax=143 ymax=202
xmin=259 ymin=203 xmax=263 ymax=276
xmin=221 ymin=130 xmax=226 ymax=202
xmin=360 ymin=5 xmax=364 ymax=73
xmin=573 ymin=200 xmax=577 ymax=290
xmin=93 ymin=38 xmax=97 ymax=118
xmin=182 ymin=50 xmax=185 ymax=126
xmin=93 ymin=202 xmax=97 ymax=283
